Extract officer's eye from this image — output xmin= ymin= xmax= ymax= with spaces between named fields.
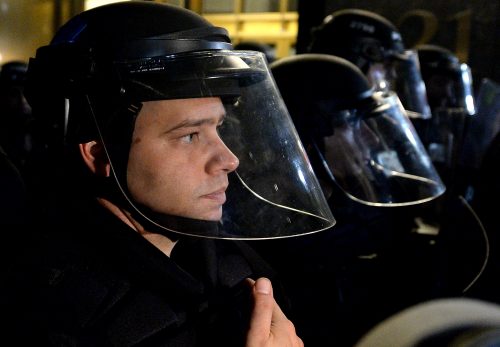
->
xmin=180 ymin=133 xmax=198 ymax=144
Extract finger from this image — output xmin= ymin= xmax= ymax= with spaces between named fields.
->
xmin=246 ymin=277 xmax=275 ymax=342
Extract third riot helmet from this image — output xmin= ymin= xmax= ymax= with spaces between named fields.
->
xmin=308 ymin=9 xmax=431 ymax=120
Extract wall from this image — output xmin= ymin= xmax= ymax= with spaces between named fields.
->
xmin=0 ymin=0 xmax=55 ymax=64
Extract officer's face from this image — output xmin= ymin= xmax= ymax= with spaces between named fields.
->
xmin=127 ymin=97 xmax=239 ymax=221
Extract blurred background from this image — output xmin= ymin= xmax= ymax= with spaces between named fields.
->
xmin=1 ymin=0 xmax=498 ymax=88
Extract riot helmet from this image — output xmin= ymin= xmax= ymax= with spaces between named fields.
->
xmin=25 ymin=1 xmax=334 ymax=239
xmin=0 ymin=61 xmax=33 ymax=166
xmin=270 ymin=53 xmax=445 ymax=206
xmin=0 ymin=61 xmax=28 ymax=87
xmin=417 ymin=44 xmax=475 ymax=115
xmin=416 ymin=44 xmax=476 ymax=179
xmin=0 ymin=61 xmax=31 ymax=121
xmin=308 ymin=9 xmax=431 ymax=120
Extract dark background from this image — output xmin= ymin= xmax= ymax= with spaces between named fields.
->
xmin=296 ymin=0 xmax=500 ymax=90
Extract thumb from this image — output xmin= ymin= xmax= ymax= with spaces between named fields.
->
xmin=246 ymin=277 xmax=281 ymax=343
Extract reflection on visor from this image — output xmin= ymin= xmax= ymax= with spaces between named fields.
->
xmin=320 ymin=91 xmax=445 ymax=206
xmin=460 ymin=64 xmax=476 ymax=115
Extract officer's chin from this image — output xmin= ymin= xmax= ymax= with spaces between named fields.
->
xmin=188 ymin=207 xmax=223 ymax=223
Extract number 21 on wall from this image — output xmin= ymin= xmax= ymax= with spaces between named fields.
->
xmin=397 ymin=9 xmax=471 ymax=63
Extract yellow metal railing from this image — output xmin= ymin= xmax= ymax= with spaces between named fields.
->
xmin=202 ymin=11 xmax=298 ymax=58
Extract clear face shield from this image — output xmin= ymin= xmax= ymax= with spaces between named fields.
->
xmin=423 ymin=63 xmax=476 ymax=168
xmin=89 ymin=50 xmax=335 ymax=239
xmin=318 ymin=91 xmax=445 ymax=206
xmin=459 ymin=78 xmax=500 ymax=170
xmin=367 ymin=50 xmax=432 ymax=120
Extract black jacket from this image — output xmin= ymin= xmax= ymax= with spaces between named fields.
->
xmin=1 ymin=201 xmax=287 ymax=346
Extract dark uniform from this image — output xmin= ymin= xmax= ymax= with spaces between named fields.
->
xmin=1 ymin=200 xmax=285 ymax=346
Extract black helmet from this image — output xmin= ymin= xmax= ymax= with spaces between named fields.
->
xmin=417 ymin=44 xmax=475 ymax=115
xmin=0 ymin=60 xmax=32 ymax=165
xmin=308 ymin=9 xmax=431 ymax=120
xmin=270 ymin=53 xmax=445 ymax=206
xmin=24 ymin=1 xmax=245 ymax=143
xmin=271 ymin=54 xmax=373 ymax=145
xmin=25 ymin=1 xmax=334 ymax=239
xmin=0 ymin=60 xmax=31 ymax=120
xmin=0 ymin=61 xmax=28 ymax=89
xmin=308 ymin=9 xmax=405 ymax=72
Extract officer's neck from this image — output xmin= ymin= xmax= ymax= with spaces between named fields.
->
xmin=96 ymin=197 xmax=178 ymax=257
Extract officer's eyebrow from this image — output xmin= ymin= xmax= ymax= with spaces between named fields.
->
xmin=165 ymin=112 xmax=226 ymax=133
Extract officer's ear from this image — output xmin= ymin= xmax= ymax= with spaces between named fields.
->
xmin=79 ymin=141 xmax=111 ymax=177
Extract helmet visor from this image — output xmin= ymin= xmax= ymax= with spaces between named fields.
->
xmin=368 ymin=50 xmax=432 ymax=119
xmin=456 ymin=63 xmax=476 ymax=115
xmin=93 ymin=51 xmax=335 ymax=239
xmin=425 ymin=63 xmax=476 ymax=116
xmin=320 ymin=91 xmax=445 ymax=206
xmin=419 ymin=64 xmax=476 ymax=168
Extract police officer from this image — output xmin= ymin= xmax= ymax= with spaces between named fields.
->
xmin=264 ymin=53 xmax=445 ymax=346
xmin=1 ymin=2 xmax=335 ymax=345
xmin=308 ymin=9 xmax=432 ymax=122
